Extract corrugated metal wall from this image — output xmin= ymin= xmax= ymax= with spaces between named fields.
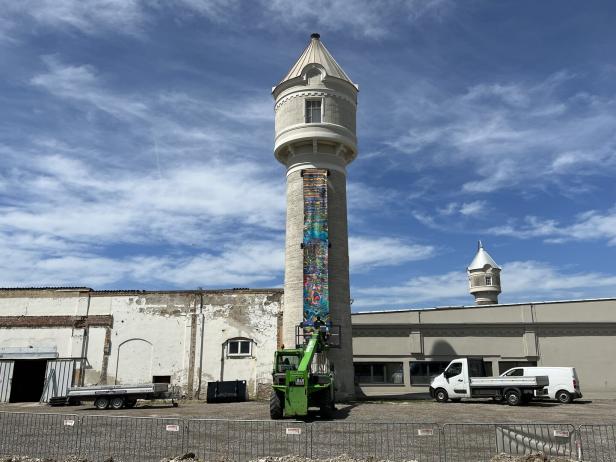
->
xmin=40 ymin=359 xmax=75 ymax=402
xmin=0 ymin=360 xmax=14 ymax=403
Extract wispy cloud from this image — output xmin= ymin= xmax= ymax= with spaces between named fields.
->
xmin=349 ymin=236 xmax=435 ymax=272
xmin=387 ymin=72 xmax=616 ymax=193
xmin=489 ymin=206 xmax=616 ymax=246
xmin=353 ymin=260 xmax=616 ymax=310
xmin=262 ymin=0 xmax=453 ymax=39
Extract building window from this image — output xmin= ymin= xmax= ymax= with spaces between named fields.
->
xmin=354 ymin=362 xmax=403 ymax=384
xmin=485 ymin=275 xmax=493 ymax=285
xmin=498 ymin=361 xmax=537 ymax=375
xmin=409 ymin=361 xmax=449 ymax=386
xmin=305 ymin=100 xmax=321 ymax=123
xmin=227 ymin=339 xmax=252 ymax=357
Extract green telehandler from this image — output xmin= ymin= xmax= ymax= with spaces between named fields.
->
xmin=269 ymin=323 xmax=339 ymax=419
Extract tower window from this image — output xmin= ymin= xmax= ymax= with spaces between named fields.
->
xmin=485 ymin=275 xmax=493 ymax=285
xmin=305 ymin=100 xmax=321 ymax=123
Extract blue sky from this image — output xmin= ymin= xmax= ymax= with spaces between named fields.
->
xmin=1 ymin=1 xmax=615 ymax=310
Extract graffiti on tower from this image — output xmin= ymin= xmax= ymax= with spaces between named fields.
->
xmin=302 ymin=169 xmax=329 ymax=327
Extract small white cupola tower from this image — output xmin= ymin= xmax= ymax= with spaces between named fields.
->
xmin=468 ymin=241 xmax=502 ymax=305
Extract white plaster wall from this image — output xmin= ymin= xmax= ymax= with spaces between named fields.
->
xmin=0 ymin=328 xmax=75 ymax=356
xmin=0 ymin=292 xmax=86 ymax=316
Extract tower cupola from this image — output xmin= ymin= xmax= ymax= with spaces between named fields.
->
xmin=468 ymin=241 xmax=502 ymax=305
xmin=272 ymin=33 xmax=358 ymax=176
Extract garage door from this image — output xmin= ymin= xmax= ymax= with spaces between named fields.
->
xmin=0 ymin=360 xmax=14 ymax=403
xmin=41 ymin=359 xmax=75 ymax=402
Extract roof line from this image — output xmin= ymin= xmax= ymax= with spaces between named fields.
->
xmin=352 ymin=297 xmax=616 ymax=314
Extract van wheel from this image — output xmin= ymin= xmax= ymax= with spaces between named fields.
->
xmin=556 ymin=390 xmax=572 ymax=404
xmin=505 ymin=390 xmax=521 ymax=406
xmin=435 ymin=388 xmax=448 ymax=403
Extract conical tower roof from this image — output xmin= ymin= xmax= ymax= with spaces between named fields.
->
xmin=279 ymin=33 xmax=355 ymax=85
xmin=468 ymin=241 xmax=501 ymax=270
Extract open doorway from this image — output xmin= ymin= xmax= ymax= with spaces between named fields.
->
xmin=9 ymin=359 xmax=47 ymax=402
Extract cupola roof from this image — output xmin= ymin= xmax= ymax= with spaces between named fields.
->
xmin=468 ymin=241 xmax=501 ymax=271
xmin=279 ymin=33 xmax=355 ymax=85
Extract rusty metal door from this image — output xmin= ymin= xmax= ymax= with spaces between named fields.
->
xmin=40 ymin=359 xmax=75 ymax=402
xmin=0 ymin=360 xmax=14 ymax=402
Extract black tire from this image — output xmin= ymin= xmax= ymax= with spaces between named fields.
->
xmin=320 ymin=397 xmax=334 ymax=419
xmin=505 ymin=389 xmax=521 ymax=406
xmin=269 ymin=391 xmax=283 ymax=419
xmin=110 ymin=397 xmax=124 ymax=409
xmin=434 ymin=388 xmax=448 ymax=403
xmin=124 ymin=399 xmax=137 ymax=408
xmin=94 ymin=397 xmax=109 ymax=410
xmin=556 ymin=390 xmax=572 ymax=404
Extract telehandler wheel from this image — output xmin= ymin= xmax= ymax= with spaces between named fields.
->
xmin=320 ymin=399 xmax=335 ymax=420
xmin=434 ymin=388 xmax=448 ymax=403
xmin=269 ymin=391 xmax=283 ymax=419
xmin=505 ymin=389 xmax=521 ymax=406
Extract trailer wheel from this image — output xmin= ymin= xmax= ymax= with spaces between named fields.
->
xmin=556 ymin=390 xmax=572 ymax=404
xmin=434 ymin=388 xmax=448 ymax=403
xmin=94 ymin=397 xmax=109 ymax=410
xmin=110 ymin=397 xmax=124 ymax=409
xmin=505 ymin=389 xmax=521 ymax=406
xmin=269 ymin=391 xmax=283 ymax=419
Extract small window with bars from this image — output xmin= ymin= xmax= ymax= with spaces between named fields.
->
xmin=485 ymin=275 xmax=493 ymax=285
xmin=305 ymin=99 xmax=322 ymax=123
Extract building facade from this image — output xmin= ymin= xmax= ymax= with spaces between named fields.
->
xmin=352 ymin=298 xmax=616 ymax=397
xmin=0 ymin=288 xmax=282 ymax=403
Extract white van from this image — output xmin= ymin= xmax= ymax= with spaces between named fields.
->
xmin=500 ymin=367 xmax=582 ymax=403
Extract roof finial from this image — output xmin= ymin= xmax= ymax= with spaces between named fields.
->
xmin=310 ymin=33 xmax=321 ymax=40
xmin=478 ymin=240 xmax=483 ymax=250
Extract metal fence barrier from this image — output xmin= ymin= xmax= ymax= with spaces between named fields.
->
xmin=1 ymin=411 xmax=615 ymax=461
xmin=578 ymin=424 xmax=616 ymax=462
xmin=442 ymin=423 xmax=576 ymax=462
xmin=310 ymin=422 xmax=441 ymax=462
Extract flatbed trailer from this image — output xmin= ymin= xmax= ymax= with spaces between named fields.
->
xmin=430 ymin=358 xmax=549 ymax=405
xmin=65 ymin=383 xmax=178 ymax=410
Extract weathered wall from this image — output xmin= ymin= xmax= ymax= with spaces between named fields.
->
xmin=0 ymin=288 xmax=282 ymax=400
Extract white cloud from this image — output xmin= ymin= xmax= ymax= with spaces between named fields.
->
xmin=262 ymin=0 xmax=452 ymax=39
xmin=488 ymin=207 xmax=616 ymax=246
xmin=349 ymin=236 xmax=435 ymax=272
xmin=387 ymin=72 xmax=616 ymax=193
xmin=352 ymin=260 xmax=616 ymax=310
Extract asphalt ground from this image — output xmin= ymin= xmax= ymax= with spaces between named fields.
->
xmin=1 ymin=396 xmax=615 ymax=424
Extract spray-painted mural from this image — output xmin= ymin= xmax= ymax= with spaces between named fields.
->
xmin=302 ymin=169 xmax=329 ymax=327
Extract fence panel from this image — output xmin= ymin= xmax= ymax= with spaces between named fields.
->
xmin=79 ymin=415 xmax=186 ymax=462
xmin=442 ymin=423 xmax=576 ymax=462
xmin=0 ymin=412 xmax=81 ymax=460
xmin=186 ymin=419 xmax=310 ymax=462
xmin=579 ymin=424 xmax=616 ymax=462
xmin=310 ymin=422 xmax=441 ymax=462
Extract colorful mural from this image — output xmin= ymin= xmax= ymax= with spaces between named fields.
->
xmin=302 ymin=169 xmax=329 ymax=328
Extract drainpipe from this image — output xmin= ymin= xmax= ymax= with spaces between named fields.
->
xmin=195 ymin=289 xmax=205 ymax=399
xmin=79 ymin=289 xmax=92 ymax=386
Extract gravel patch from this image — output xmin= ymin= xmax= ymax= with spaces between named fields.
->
xmin=490 ymin=453 xmax=576 ymax=462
